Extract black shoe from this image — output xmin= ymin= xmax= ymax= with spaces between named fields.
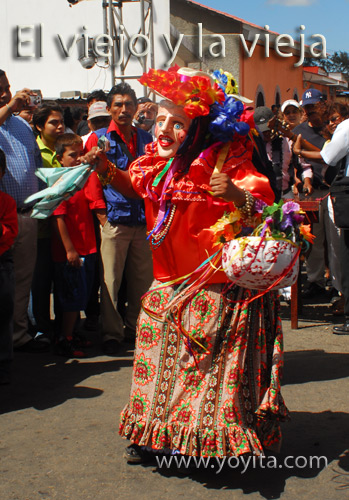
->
xmin=102 ymin=339 xmax=121 ymax=356
xmin=333 ymin=321 xmax=349 ymax=335
xmin=332 ymin=296 xmax=345 ymax=316
xmin=302 ymin=282 xmax=325 ymax=299
xmin=14 ymin=338 xmax=50 ymax=353
xmin=73 ymin=332 xmax=93 ymax=348
xmin=54 ymin=338 xmax=87 ymax=358
xmin=329 ymin=288 xmax=340 ymax=304
xmin=123 ymin=444 xmax=152 ymax=464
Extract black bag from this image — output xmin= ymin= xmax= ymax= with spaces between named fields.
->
xmin=329 ymin=157 xmax=349 ymax=229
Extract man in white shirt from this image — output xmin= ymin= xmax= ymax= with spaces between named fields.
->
xmin=321 ymin=119 xmax=349 ymax=175
xmin=321 ymin=119 xmax=349 ymax=334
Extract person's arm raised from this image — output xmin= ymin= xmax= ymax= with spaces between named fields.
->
xmin=80 ymin=147 xmax=140 ymax=199
xmin=0 ymin=88 xmax=34 ymax=127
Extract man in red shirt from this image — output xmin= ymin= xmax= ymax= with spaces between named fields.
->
xmin=85 ymin=83 xmax=153 ymax=355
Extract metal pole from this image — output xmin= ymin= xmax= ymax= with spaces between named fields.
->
xmin=140 ymin=0 xmax=146 ymax=72
xmin=118 ymin=2 xmax=125 ymax=77
xmin=140 ymin=0 xmax=147 ymax=96
xmin=149 ymin=0 xmax=155 ymax=70
xmin=108 ymin=0 xmax=117 ymax=86
xmin=103 ymin=0 xmax=154 ymax=87
xmin=102 ymin=1 xmax=115 ymax=87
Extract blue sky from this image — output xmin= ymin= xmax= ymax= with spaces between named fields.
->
xmin=196 ymin=0 xmax=348 ymax=55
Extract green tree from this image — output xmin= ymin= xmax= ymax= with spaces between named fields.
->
xmin=304 ymin=51 xmax=349 ymax=78
xmin=330 ymin=51 xmax=349 ymax=75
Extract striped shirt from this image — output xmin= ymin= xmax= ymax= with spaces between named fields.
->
xmin=0 ymin=115 xmax=42 ymax=208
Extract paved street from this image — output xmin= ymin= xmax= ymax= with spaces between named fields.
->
xmin=1 ymin=299 xmax=348 ymax=500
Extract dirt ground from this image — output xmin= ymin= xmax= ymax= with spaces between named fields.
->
xmin=1 ymin=297 xmax=349 ymax=500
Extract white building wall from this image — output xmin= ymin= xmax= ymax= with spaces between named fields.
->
xmin=0 ymin=0 xmax=170 ymax=98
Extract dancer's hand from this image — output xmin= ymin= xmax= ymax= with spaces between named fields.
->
xmin=80 ymin=147 xmax=108 ymax=174
xmin=209 ymin=172 xmax=245 ymax=205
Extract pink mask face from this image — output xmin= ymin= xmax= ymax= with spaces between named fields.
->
xmin=155 ymin=102 xmax=192 ymax=158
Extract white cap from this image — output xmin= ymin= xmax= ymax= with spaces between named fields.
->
xmin=88 ymin=101 xmax=110 ymax=120
xmin=281 ymin=99 xmax=301 ymax=113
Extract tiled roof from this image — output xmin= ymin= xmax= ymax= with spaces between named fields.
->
xmin=179 ymin=0 xmax=280 ymax=35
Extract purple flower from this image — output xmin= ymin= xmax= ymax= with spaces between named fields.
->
xmin=265 ymin=216 xmax=274 ymax=225
xmin=282 ymin=201 xmax=300 ymax=215
xmin=280 ymin=214 xmax=294 ymax=230
xmin=255 ymin=199 xmax=267 ymax=214
xmin=292 ymin=213 xmax=304 ymax=223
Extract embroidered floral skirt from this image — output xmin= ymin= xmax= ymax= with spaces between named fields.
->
xmin=119 ymin=282 xmax=289 ymax=457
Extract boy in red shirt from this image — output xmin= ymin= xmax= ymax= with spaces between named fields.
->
xmin=0 ymin=148 xmax=18 ymax=384
xmin=52 ymin=134 xmax=106 ymax=357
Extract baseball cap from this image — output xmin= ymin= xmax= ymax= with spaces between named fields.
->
xmin=281 ymin=99 xmax=301 ymax=113
xmin=137 ymin=97 xmax=152 ymax=105
xmin=300 ymin=88 xmax=323 ymax=106
xmin=253 ymin=106 xmax=274 ymax=132
xmin=87 ymin=101 xmax=110 ymax=120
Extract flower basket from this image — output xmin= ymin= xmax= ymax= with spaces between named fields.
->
xmin=222 ymin=236 xmax=300 ymax=291
xmin=210 ymin=199 xmax=314 ymax=292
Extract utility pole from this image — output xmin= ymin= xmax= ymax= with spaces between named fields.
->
xmin=102 ymin=0 xmax=155 ymax=90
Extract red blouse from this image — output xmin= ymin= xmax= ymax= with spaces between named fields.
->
xmin=129 ymin=138 xmax=274 ymax=284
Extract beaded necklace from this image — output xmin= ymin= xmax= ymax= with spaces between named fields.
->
xmin=149 ymin=203 xmax=176 ymax=249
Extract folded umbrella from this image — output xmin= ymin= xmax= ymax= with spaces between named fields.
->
xmin=24 ymin=164 xmax=94 ymax=219
xmin=25 ymin=136 xmax=108 ymax=219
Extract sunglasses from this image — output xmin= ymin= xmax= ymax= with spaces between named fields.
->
xmin=325 ymin=115 xmax=341 ymax=125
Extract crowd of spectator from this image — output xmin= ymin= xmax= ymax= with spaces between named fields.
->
xmin=0 ymin=65 xmax=348 ymax=386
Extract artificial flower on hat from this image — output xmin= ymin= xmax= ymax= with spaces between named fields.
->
xmin=209 ymin=96 xmax=250 ymax=142
xmin=212 ymin=69 xmax=239 ymax=95
xmin=138 ymin=66 xmax=179 ymax=95
xmin=138 ymin=66 xmax=225 ymax=119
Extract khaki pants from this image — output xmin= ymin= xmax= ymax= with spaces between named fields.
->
xmin=100 ymin=222 xmax=153 ymax=343
xmin=13 ymin=214 xmax=38 ymax=347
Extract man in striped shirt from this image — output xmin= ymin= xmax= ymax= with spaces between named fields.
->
xmin=0 ymin=69 xmax=48 ymax=352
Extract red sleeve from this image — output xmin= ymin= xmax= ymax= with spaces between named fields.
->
xmin=0 ymin=193 xmax=18 ymax=255
xmin=52 ymin=200 xmax=68 ymax=217
xmin=187 ymin=140 xmax=275 ymax=206
xmin=130 ymin=141 xmax=275 ymax=206
xmin=84 ymin=171 xmax=106 ymax=210
xmin=84 ymin=132 xmax=99 ymax=153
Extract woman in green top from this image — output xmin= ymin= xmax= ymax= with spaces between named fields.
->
xmin=30 ymin=102 xmax=65 ymax=343
xmin=33 ymin=102 xmax=65 ymax=168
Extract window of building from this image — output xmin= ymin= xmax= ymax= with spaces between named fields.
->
xmin=256 ymin=92 xmax=265 ymax=107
